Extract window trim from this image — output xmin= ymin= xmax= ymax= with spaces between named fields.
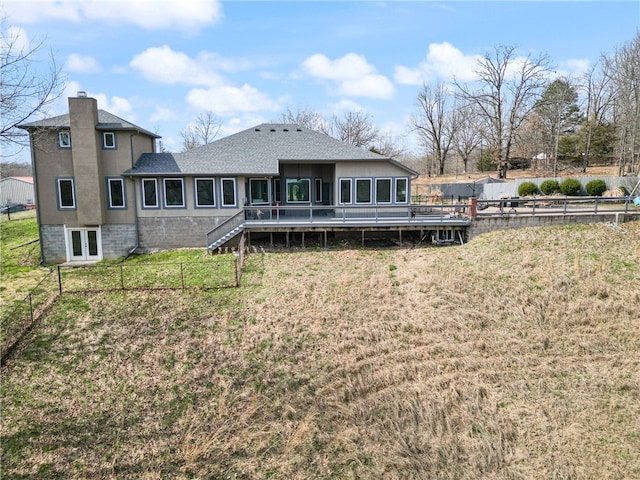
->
xmin=285 ymin=178 xmax=311 ymax=203
xmin=106 ymin=177 xmax=126 ymax=209
xmin=58 ymin=131 xmax=71 ymax=149
xmin=395 ymin=177 xmax=409 ymax=204
xmin=163 ymin=177 xmax=185 ymax=208
xmin=220 ymin=177 xmax=237 ymax=208
xmin=375 ymin=178 xmax=392 ymax=204
xmin=272 ymin=178 xmax=281 ymax=204
xmin=339 ymin=178 xmax=352 ymax=205
xmin=141 ymin=178 xmax=159 ymax=209
xmin=102 ymin=132 xmax=117 ymax=149
xmin=56 ymin=177 xmax=76 ymax=210
xmin=194 ymin=178 xmax=216 ymax=208
xmin=249 ymin=177 xmax=270 ymax=205
xmin=355 ymin=178 xmax=372 ymax=204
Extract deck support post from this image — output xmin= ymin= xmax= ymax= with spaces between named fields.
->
xmin=362 ymin=230 xmax=365 ymax=247
xmin=286 ymin=231 xmax=290 ymax=248
xmin=302 ymin=232 xmax=305 ymax=248
xmin=399 ymin=229 xmax=402 ymax=245
xmin=270 ymin=232 xmax=273 ymax=247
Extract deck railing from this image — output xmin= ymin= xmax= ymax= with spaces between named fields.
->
xmin=477 ymin=195 xmax=638 ymax=215
xmin=243 ymin=203 xmax=470 ymax=223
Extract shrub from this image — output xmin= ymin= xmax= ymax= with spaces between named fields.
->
xmin=585 ymin=179 xmax=607 ymax=196
xmin=517 ymin=181 xmax=538 ymax=197
xmin=540 ymin=179 xmax=560 ymax=195
xmin=560 ymin=178 xmax=582 ymax=196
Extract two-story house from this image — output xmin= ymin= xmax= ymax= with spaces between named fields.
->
xmin=21 ymin=94 xmax=470 ymax=264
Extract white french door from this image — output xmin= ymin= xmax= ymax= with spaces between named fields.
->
xmin=66 ymin=227 xmax=102 ymax=262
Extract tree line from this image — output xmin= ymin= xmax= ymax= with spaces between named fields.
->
xmin=2 ymin=14 xmax=638 ymax=179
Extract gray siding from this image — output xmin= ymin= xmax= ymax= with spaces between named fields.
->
xmin=40 ymin=225 xmax=66 ymax=264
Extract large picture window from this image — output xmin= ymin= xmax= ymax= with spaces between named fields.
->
xmin=339 ymin=178 xmax=352 ymax=204
xmin=142 ymin=179 xmax=158 ymax=208
xmin=57 ymin=177 xmax=76 ymax=209
xmin=195 ymin=178 xmax=215 ymax=207
xmin=286 ymin=178 xmax=310 ymax=203
xmin=107 ymin=178 xmax=126 ymax=208
xmin=250 ymin=178 xmax=269 ymax=205
xmin=221 ymin=178 xmax=237 ymax=207
xmin=355 ymin=178 xmax=372 ymax=204
xmin=163 ymin=178 xmax=185 ymax=207
xmin=395 ymin=178 xmax=408 ymax=203
xmin=376 ymin=178 xmax=392 ymax=204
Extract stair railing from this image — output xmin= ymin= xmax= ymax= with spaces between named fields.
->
xmin=205 ymin=210 xmax=246 ymax=250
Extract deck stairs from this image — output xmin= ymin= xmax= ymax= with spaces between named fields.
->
xmin=206 ymin=211 xmax=246 ymax=252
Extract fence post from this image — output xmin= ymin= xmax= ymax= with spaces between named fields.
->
xmin=57 ymin=265 xmax=62 ymax=295
xmin=180 ymin=263 xmax=185 ymax=289
xmin=29 ymin=293 xmax=33 ymax=323
xmin=120 ymin=264 xmax=124 ymax=290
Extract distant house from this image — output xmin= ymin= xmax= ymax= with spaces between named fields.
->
xmin=19 ymin=93 xmax=461 ymax=263
xmin=0 ymin=176 xmax=35 ymax=206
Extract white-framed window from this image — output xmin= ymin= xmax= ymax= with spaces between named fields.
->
xmin=355 ymin=178 xmax=372 ymax=204
xmin=163 ymin=178 xmax=185 ymax=207
xmin=103 ymin=132 xmax=116 ymax=149
xmin=56 ymin=177 xmax=76 ymax=209
xmin=314 ymin=178 xmax=322 ymax=203
xmin=395 ymin=177 xmax=408 ymax=204
xmin=286 ymin=178 xmax=310 ymax=203
xmin=221 ymin=178 xmax=237 ymax=207
xmin=339 ymin=178 xmax=352 ymax=204
xmin=141 ymin=178 xmax=158 ymax=208
xmin=249 ymin=178 xmax=270 ymax=205
xmin=376 ymin=178 xmax=392 ymax=204
xmin=195 ymin=178 xmax=215 ymax=207
xmin=107 ymin=177 xmax=126 ymax=209
xmin=58 ymin=131 xmax=71 ymax=149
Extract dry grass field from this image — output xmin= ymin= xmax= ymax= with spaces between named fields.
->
xmin=2 ymin=221 xmax=640 ymax=479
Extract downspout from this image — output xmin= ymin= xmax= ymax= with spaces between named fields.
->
xmin=129 ymin=131 xmax=140 ymax=255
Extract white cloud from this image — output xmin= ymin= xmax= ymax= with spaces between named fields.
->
xmin=557 ymin=58 xmax=591 ymax=78
xmin=129 ymin=46 xmax=253 ymax=86
xmin=186 ymin=85 xmax=281 ymax=115
xmin=301 ymin=53 xmax=395 ymax=99
xmin=130 ymin=46 xmax=222 ymax=86
xmin=94 ymin=94 xmax=134 ymax=119
xmin=65 ymin=53 xmax=102 ymax=73
xmin=327 ymin=99 xmax=365 ymax=114
xmin=150 ymin=107 xmax=176 ymax=123
xmin=394 ymin=42 xmax=481 ymax=85
xmin=5 ymin=0 xmax=223 ymax=31
xmin=340 ymin=75 xmax=394 ymax=100
xmin=5 ymin=26 xmax=31 ymax=53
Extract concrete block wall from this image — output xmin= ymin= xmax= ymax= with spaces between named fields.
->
xmin=468 ymin=213 xmax=638 ymax=241
xmin=138 ymin=216 xmax=222 ymax=249
xmin=102 ymin=224 xmax=137 ymax=259
xmin=40 ymin=225 xmax=67 ymax=264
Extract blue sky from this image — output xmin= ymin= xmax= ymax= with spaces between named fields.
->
xmin=5 ymin=0 xmax=640 ymax=162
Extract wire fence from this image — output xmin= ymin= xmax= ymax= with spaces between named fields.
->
xmin=1 ymin=251 xmax=245 ymax=365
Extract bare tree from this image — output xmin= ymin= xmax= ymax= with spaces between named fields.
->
xmin=411 ymin=82 xmax=461 ymax=176
xmin=1 ymin=19 xmax=65 ymax=156
xmin=276 ymin=106 xmax=331 ymax=134
xmin=603 ymin=32 xmax=640 ymax=175
xmin=455 ymin=45 xmax=551 ymax=178
xmin=180 ymin=111 xmax=221 ymax=151
xmin=330 ymin=110 xmax=379 ymax=149
xmin=453 ymin=103 xmax=483 ymax=174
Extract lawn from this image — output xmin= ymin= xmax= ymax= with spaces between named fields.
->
xmin=1 ymin=221 xmax=639 ymax=479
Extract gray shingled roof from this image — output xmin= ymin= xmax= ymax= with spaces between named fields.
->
xmin=124 ymin=123 xmax=417 ymax=176
xmin=18 ymin=110 xmax=160 ymax=138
